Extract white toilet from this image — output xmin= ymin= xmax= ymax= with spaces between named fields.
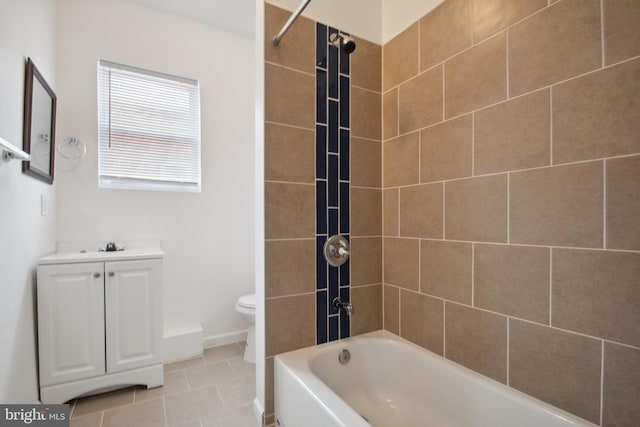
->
xmin=235 ymin=293 xmax=256 ymax=363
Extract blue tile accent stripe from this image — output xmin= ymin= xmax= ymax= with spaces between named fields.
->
xmin=316 ymin=22 xmax=350 ymax=345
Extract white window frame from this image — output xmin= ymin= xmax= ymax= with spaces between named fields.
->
xmin=97 ymin=60 xmax=201 ymax=192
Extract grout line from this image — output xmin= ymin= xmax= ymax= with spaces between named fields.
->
xmin=442 ymin=300 xmax=447 ymax=358
xmin=600 ymin=0 xmax=606 ymax=68
xmin=99 ymin=411 xmax=104 ymax=427
xmin=603 ymin=160 xmax=607 ymax=249
xmin=507 ymin=173 xmax=510 ymax=243
xmin=162 ymin=396 xmax=168 ymax=427
xmin=442 ymin=183 xmax=446 ymax=239
xmin=418 ymin=238 xmax=422 ymax=293
xmin=442 ymin=64 xmax=446 ymax=121
xmin=265 ymin=60 xmax=315 ymax=77
xmin=507 ymin=317 xmax=510 ymax=386
xmin=398 ymin=287 xmax=402 ymax=335
xmin=471 ymin=243 xmax=475 ymax=306
xmin=550 ymin=86 xmax=553 ymax=165
xmin=265 ymin=237 xmax=316 ymax=242
xmin=265 ymin=121 xmax=315 ymax=132
xmin=549 ymin=248 xmax=553 ymax=326
xmin=600 ymin=340 xmax=605 ymax=426
xmin=396 ymin=85 xmax=400 ymax=140
xmin=417 ymin=19 xmax=421 ymax=74
xmin=471 ymin=112 xmax=475 ymax=177
xmin=396 ymin=188 xmax=401 ymax=236
xmin=506 ymin=30 xmax=510 ymax=99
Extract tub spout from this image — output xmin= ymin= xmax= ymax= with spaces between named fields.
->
xmin=333 ymin=297 xmax=354 ymax=316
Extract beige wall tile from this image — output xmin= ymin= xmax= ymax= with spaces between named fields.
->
xmin=400 ymin=290 xmax=444 ymax=355
xmin=399 ymin=66 xmax=444 ymax=133
xmin=383 ymin=285 xmax=399 ymax=334
xmin=383 ymin=188 xmax=399 ymax=236
xmin=266 ymin=239 xmax=315 ymax=297
xmin=265 ymin=63 xmax=314 ymax=129
xmin=510 ymin=162 xmax=603 ymax=247
xmin=351 ymin=188 xmax=382 ymax=236
xmin=350 ymin=237 xmax=382 ymax=286
xmin=383 ymin=88 xmax=398 ymax=140
xmin=475 ymin=244 xmax=549 ymax=323
xmin=265 ymin=182 xmax=314 ymax=239
xmin=351 ymin=285 xmax=383 ymax=336
xmin=509 ymin=320 xmax=601 ymax=424
xmin=400 ymin=183 xmax=443 ymax=238
xmin=351 ymin=138 xmax=381 ymax=188
xmin=472 ymin=0 xmax=547 ymax=42
xmin=445 ymin=174 xmax=508 ymax=242
xmin=603 ymin=343 xmax=640 ymax=427
xmin=383 ymin=132 xmax=420 ymax=187
xmin=351 ymin=36 xmax=382 ymax=92
xmin=266 ymin=293 xmax=315 ymax=356
xmin=606 ymin=155 xmax=640 ymax=251
xmin=265 ymin=123 xmax=315 ymax=183
xmin=383 ymin=23 xmax=419 ymax=91
xmin=420 ymin=115 xmax=472 ymax=182
xmin=508 ymin=0 xmax=601 ymax=96
xmin=474 ymin=89 xmax=550 ymax=175
xmin=383 ymin=237 xmax=419 ymax=291
xmin=553 ymin=58 xmax=640 ymax=164
xmin=420 ymin=0 xmax=471 ymax=71
xmin=444 ymin=33 xmax=506 ymax=118
xmin=603 ymin=0 xmax=640 ymax=65
xmin=552 ymin=249 xmax=640 ymax=348
xmin=351 ymin=87 xmax=382 ymax=140
xmin=445 ymin=303 xmax=507 ymax=383
xmin=420 ymin=240 xmax=472 ymax=304
xmin=265 ymin=3 xmax=314 ymax=74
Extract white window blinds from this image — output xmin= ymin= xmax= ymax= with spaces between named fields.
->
xmin=98 ymin=60 xmax=201 ymax=192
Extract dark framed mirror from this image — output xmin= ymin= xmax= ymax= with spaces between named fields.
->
xmin=23 ymin=57 xmax=57 ymax=184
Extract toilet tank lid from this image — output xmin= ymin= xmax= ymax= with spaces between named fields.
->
xmin=237 ymin=293 xmax=256 ymax=308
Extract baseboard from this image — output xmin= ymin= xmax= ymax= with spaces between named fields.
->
xmin=203 ymin=329 xmax=248 ymax=349
xmin=163 ymin=324 xmax=203 ymax=363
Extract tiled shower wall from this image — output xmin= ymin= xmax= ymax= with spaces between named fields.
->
xmin=263 ymin=2 xmax=382 ymax=423
xmin=382 ymin=0 xmax=640 ymax=425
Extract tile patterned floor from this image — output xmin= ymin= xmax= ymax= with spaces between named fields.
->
xmin=69 ymin=342 xmax=258 ymax=427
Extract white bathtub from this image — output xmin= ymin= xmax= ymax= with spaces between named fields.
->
xmin=274 ymin=330 xmax=595 ymax=427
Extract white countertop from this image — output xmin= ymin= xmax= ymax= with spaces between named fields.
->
xmin=39 ymin=239 xmax=164 ymax=265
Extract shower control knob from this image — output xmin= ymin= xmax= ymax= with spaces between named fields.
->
xmin=324 ymin=235 xmax=350 ymax=267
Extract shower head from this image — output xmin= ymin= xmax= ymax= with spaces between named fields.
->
xmin=330 ymin=33 xmax=357 ymax=55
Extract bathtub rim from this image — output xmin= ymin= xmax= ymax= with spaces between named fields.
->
xmin=274 ymin=329 xmax=598 ymax=427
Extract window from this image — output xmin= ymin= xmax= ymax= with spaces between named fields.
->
xmin=98 ymin=60 xmax=201 ymax=192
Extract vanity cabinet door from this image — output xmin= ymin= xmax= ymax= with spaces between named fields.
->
xmin=37 ymin=262 xmax=105 ymax=386
xmin=105 ymin=259 xmax=162 ymax=373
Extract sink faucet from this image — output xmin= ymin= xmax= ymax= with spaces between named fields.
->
xmin=333 ymin=297 xmax=354 ymax=317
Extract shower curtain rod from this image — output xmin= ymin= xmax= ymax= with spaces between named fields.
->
xmin=272 ymin=0 xmax=312 ymax=46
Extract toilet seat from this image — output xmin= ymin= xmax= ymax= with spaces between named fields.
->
xmin=237 ymin=293 xmax=256 ymax=309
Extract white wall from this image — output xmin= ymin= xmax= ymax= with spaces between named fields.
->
xmin=55 ymin=0 xmax=255 ymax=344
xmin=0 ymin=0 xmax=57 ymax=403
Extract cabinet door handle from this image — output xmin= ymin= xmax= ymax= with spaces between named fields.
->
xmin=108 ymin=272 xmax=115 ymax=277
xmin=93 ymin=272 xmax=101 ymax=278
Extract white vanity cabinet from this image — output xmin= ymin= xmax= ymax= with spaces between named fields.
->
xmin=37 ymin=248 xmax=164 ymax=404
